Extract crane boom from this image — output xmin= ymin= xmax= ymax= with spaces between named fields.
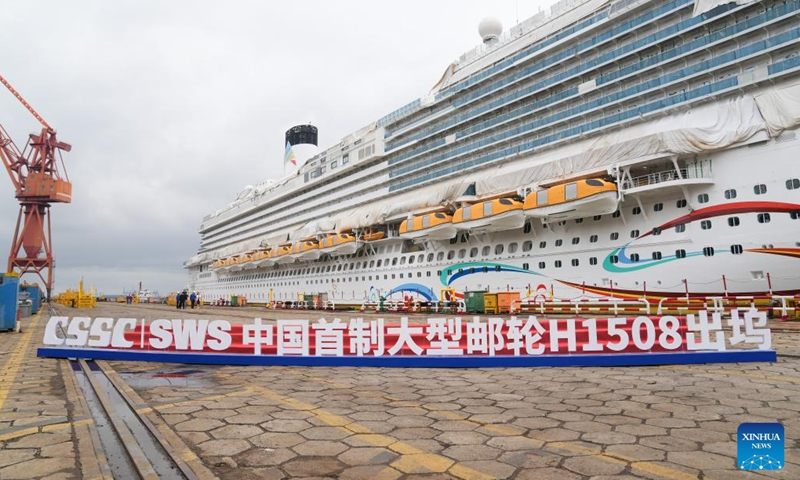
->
xmin=0 ymin=73 xmax=51 ymax=130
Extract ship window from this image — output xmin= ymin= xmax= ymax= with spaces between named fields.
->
xmin=612 ymin=210 xmax=621 ymax=218
xmin=565 ymin=183 xmax=578 ymax=200
xmin=610 ymin=232 xmax=619 ymax=241
xmin=458 ymin=249 xmax=466 ymax=259
xmin=351 ymin=263 xmax=356 ymax=270
xmin=470 ymin=247 xmax=478 ymax=258
xmin=447 ymin=251 xmax=455 ymax=260
xmin=375 ymin=260 xmax=380 ymax=267
xmin=509 ymin=243 xmax=518 ymax=253
xmin=539 ymin=241 xmax=547 ymax=249
xmin=399 ymin=273 xmax=403 ymax=279
xmin=483 ymin=202 xmax=492 ymax=216
xmin=731 ymin=244 xmax=744 ymax=255
xmin=571 ymin=237 xmax=580 ymax=245
xmin=791 ymin=210 xmax=800 ymax=220
xmin=590 ymin=235 xmax=598 ymax=243
xmin=575 ymin=218 xmax=583 ymax=224
xmin=677 ymin=199 xmax=687 ymax=208
xmin=571 ymin=259 xmax=579 ymax=267
xmin=342 ymin=154 xmax=349 ymax=165
xmin=754 ymin=184 xmax=767 ymax=195
xmin=652 ymin=227 xmax=662 ymax=236
xmin=675 ymin=224 xmax=686 ymax=233
xmin=555 ymin=260 xmax=562 ymax=268
xmin=555 ymin=239 xmax=563 ymax=247
xmin=437 ymin=252 xmax=444 ymax=261
xmin=701 ymin=220 xmax=712 ymax=230
xmin=537 ymin=190 xmax=548 ymax=205
xmin=469 ymin=268 xmax=475 ymax=274
xmin=482 ymin=246 xmax=490 ymax=256
xmin=589 ymin=257 xmax=597 ymax=265
xmin=786 ymin=178 xmax=800 ymax=190
xmin=654 ymin=203 xmax=663 ymax=212
xmin=418 ymin=254 xmax=424 ymax=263
xmin=724 ymin=189 xmax=737 ymax=199
xmin=522 ymin=240 xmax=533 ymax=252
xmin=495 ymin=244 xmax=504 ymax=255
xmin=427 ymin=253 xmax=434 ymax=262
xmin=326 ymin=266 xmax=331 ymax=272
xmin=632 ymin=207 xmax=641 ymax=215
xmin=523 ymin=222 xmax=532 ymax=234
xmin=539 ymin=261 xmax=546 ymax=269
xmin=392 ymin=274 xmax=396 ymax=279
xmin=653 ymin=251 xmax=662 ymax=260
xmin=482 ymin=266 xmax=488 ymax=273
xmin=586 ymin=179 xmax=603 ymax=187
xmin=698 ymin=193 xmax=709 ymax=203
xmin=703 ymin=247 xmax=715 ymax=257
xmin=427 ymin=271 xmax=431 ymax=277
xmin=728 ymin=217 xmax=740 ymax=227
xmin=392 ymin=258 xmax=398 ymax=266
xmin=462 ymin=207 xmax=471 ymax=220
xmin=593 ymin=215 xmax=602 ymax=221
xmin=758 ymin=213 xmax=771 ymax=223
xmin=495 ymin=265 xmax=501 ymax=272
xmin=408 ymin=256 xmax=414 ymax=264
xmin=522 ymin=262 xmax=529 ymax=270
xmin=331 ymin=160 xmax=338 ymax=169
xmin=610 ymin=255 xmax=619 ymax=264
xmin=435 ymin=213 xmax=446 ymax=219
xmin=630 ymin=253 xmax=640 ymax=262
xmin=460 ymin=233 xmax=469 ymax=243
xmin=630 ymin=230 xmax=639 ymax=238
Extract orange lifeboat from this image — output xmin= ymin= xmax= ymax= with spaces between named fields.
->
xmin=453 ymin=197 xmax=524 ymax=233
xmin=524 ymin=178 xmax=618 ymax=221
xmin=320 ymin=231 xmax=360 ymax=256
xmin=399 ymin=212 xmax=457 ymax=241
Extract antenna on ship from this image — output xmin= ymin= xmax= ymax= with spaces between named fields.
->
xmin=479 ymin=17 xmax=503 ymax=46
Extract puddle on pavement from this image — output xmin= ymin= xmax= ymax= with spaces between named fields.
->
xmin=117 ymin=368 xmax=216 ymax=388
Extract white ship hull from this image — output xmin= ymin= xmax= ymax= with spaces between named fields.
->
xmin=194 ymin=140 xmax=800 ymax=304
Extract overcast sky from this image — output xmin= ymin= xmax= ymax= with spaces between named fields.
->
xmin=0 ymin=0 xmax=556 ymax=296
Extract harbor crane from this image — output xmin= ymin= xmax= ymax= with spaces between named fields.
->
xmin=0 ymin=72 xmax=71 ymax=300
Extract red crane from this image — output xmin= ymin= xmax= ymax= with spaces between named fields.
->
xmin=0 ymin=72 xmax=71 ymax=300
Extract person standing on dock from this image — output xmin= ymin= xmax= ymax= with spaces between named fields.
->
xmin=175 ymin=292 xmax=181 ymax=309
xmin=189 ymin=292 xmax=197 ymax=309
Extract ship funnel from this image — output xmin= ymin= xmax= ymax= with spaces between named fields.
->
xmin=284 ymin=124 xmax=318 ymax=174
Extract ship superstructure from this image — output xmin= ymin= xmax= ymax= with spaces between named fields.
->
xmin=186 ymin=0 xmax=800 ymax=305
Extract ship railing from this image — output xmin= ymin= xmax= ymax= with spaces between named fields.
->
xmin=621 ymin=168 xmax=689 ymax=190
xmin=513 ymin=297 xmax=650 ymax=316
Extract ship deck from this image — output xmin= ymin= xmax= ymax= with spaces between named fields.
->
xmin=1 ymin=303 xmax=799 ymax=479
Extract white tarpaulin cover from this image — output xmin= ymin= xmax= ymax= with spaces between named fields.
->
xmin=754 ymin=82 xmax=800 ymax=136
xmin=474 ymin=95 xmax=767 ymax=197
xmin=693 ymin=0 xmax=755 ymax=16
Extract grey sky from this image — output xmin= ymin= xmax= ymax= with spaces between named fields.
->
xmin=0 ymin=0 xmax=555 ymax=296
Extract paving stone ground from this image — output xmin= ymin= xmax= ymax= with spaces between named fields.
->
xmin=1 ymin=302 xmax=799 ymax=479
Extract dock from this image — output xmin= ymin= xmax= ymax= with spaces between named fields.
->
xmin=1 ymin=303 xmax=799 ymax=479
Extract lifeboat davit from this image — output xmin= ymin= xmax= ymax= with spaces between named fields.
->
xmin=320 ymin=232 xmax=361 ymax=256
xmin=399 ymin=212 xmax=457 ymax=241
xmin=453 ymin=197 xmax=525 ymax=233
xmin=273 ymin=243 xmax=296 ymax=264
xmin=524 ymin=179 xmax=618 ymax=221
xmin=291 ymin=238 xmax=321 ymax=261
xmin=255 ymin=248 xmax=275 ymax=267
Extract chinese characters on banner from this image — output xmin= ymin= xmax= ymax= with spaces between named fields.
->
xmin=43 ymin=310 xmax=772 ymax=357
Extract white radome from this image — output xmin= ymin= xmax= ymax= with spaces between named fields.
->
xmin=478 ymin=17 xmax=503 ymax=42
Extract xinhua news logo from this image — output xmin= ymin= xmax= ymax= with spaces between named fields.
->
xmin=737 ymin=423 xmax=784 ymax=470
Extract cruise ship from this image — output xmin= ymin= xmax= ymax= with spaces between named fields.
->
xmin=186 ymin=0 xmax=800 ymax=308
